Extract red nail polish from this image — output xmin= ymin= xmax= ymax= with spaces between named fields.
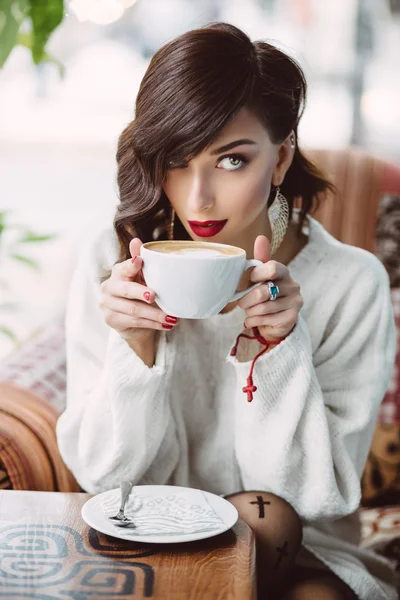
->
xmin=165 ymin=316 xmax=178 ymax=324
xmin=143 ymin=291 xmax=151 ymax=302
xmin=162 ymin=324 xmax=173 ymax=330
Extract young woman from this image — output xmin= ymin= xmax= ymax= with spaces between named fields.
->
xmin=56 ymin=23 xmax=397 ymax=600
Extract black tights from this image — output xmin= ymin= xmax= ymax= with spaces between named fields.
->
xmin=225 ymin=491 xmax=357 ymax=600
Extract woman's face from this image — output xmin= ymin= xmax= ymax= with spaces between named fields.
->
xmin=163 ymin=107 xmax=293 ymax=250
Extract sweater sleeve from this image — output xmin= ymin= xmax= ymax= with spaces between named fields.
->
xmin=227 ymin=256 xmax=396 ymax=523
xmin=56 ymin=229 xmax=180 ymax=493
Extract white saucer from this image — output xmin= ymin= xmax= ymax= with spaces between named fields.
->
xmin=81 ymin=484 xmax=238 ymax=544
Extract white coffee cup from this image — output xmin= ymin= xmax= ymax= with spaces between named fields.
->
xmin=140 ymin=240 xmax=263 ymax=319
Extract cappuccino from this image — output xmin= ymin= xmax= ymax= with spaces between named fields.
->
xmin=145 ymin=241 xmax=243 ymax=257
xmin=140 ymin=239 xmax=263 ymax=318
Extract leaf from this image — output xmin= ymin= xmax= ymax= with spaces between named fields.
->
xmin=18 ymin=230 xmax=57 ymax=243
xmin=16 ymin=29 xmax=31 ymax=47
xmin=0 ymin=0 xmax=20 ymax=68
xmin=29 ymin=0 xmax=64 ymax=65
xmin=0 ymin=325 xmax=17 ymax=342
xmin=9 ymin=253 xmax=40 ymax=269
xmin=0 ymin=220 xmax=22 ymax=238
xmin=17 ymin=30 xmax=65 ymax=77
xmin=38 ymin=48 xmax=65 ymax=77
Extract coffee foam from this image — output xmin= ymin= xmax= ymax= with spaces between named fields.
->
xmin=145 ymin=241 xmax=242 ymax=257
xmin=166 ymin=248 xmax=224 ymax=257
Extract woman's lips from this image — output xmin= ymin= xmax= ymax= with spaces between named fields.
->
xmin=188 ymin=220 xmax=228 ymax=237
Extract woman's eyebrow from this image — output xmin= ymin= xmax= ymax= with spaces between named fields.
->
xmin=210 ymin=138 xmax=257 ymax=155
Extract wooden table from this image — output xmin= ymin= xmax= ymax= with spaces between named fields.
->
xmin=0 ymin=490 xmax=256 ymax=599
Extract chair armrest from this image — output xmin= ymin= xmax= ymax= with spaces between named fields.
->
xmin=0 ymin=382 xmax=80 ymax=491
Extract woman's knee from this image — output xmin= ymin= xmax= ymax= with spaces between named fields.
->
xmin=226 ymin=491 xmax=302 ymax=541
xmin=226 ymin=490 xmax=303 ymax=593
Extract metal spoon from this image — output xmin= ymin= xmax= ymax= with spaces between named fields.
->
xmin=109 ymin=481 xmax=136 ymax=528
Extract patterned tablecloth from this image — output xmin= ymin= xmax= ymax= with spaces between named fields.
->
xmin=361 ymin=506 xmax=400 ymax=591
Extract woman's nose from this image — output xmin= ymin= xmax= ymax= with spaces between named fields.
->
xmin=187 ymin=174 xmax=215 ymax=214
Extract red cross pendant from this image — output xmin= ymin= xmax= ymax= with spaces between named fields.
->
xmin=242 ymin=382 xmax=257 ymax=402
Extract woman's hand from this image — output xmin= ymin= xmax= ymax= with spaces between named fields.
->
xmin=238 ymin=235 xmax=303 ymax=342
xmin=100 ymin=237 xmax=179 ymax=345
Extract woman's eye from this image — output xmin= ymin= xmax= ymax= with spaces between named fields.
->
xmin=217 ymin=155 xmax=246 ymax=171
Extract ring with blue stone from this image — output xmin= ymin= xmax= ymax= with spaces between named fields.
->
xmin=267 ymin=281 xmax=279 ymax=301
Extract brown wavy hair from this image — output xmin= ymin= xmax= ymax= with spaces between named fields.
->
xmin=114 ymin=22 xmax=334 ymax=263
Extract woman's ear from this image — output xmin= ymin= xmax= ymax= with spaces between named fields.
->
xmin=271 ymin=131 xmax=296 ymax=186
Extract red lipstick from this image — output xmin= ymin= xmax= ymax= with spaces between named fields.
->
xmin=188 ymin=220 xmax=228 ymax=238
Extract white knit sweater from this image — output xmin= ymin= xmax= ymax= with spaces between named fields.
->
xmin=57 ymin=216 xmax=397 ymax=599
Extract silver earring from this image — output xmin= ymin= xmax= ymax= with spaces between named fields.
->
xmin=268 ymin=186 xmax=289 ymax=255
xmin=168 ymin=207 xmax=175 ymax=240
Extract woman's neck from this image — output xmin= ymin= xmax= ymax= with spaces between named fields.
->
xmin=273 ymin=220 xmax=308 ymax=266
xmin=230 ymin=208 xmax=272 ymax=260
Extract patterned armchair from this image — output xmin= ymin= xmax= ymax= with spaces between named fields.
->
xmin=1 ymin=146 xmax=400 ymax=581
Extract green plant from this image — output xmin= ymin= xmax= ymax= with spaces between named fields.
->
xmin=0 ymin=210 xmax=57 ymax=342
xmin=0 ymin=0 xmax=65 ymax=73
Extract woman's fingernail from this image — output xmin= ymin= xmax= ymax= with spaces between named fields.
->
xmin=131 ymin=256 xmax=137 ymax=264
xmin=165 ymin=316 xmax=178 ymax=324
xmin=143 ymin=291 xmax=151 ymax=302
xmin=162 ymin=324 xmax=174 ymax=330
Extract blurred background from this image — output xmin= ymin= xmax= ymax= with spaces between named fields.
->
xmin=1 ymin=0 xmax=400 ymax=359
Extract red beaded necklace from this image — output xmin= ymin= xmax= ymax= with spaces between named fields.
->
xmin=230 ymin=327 xmax=284 ymax=402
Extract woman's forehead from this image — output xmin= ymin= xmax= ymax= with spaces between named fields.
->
xmin=205 ymin=108 xmax=271 ymax=152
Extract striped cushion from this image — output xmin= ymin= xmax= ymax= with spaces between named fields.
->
xmin=0 ymin=317 xmax=67 ymax=413
xmin=360 ymin=506 xmax=400 ymax=591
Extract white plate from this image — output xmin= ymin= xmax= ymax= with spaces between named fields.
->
xmin=81 ymin=484 xmax=238 ymax=544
